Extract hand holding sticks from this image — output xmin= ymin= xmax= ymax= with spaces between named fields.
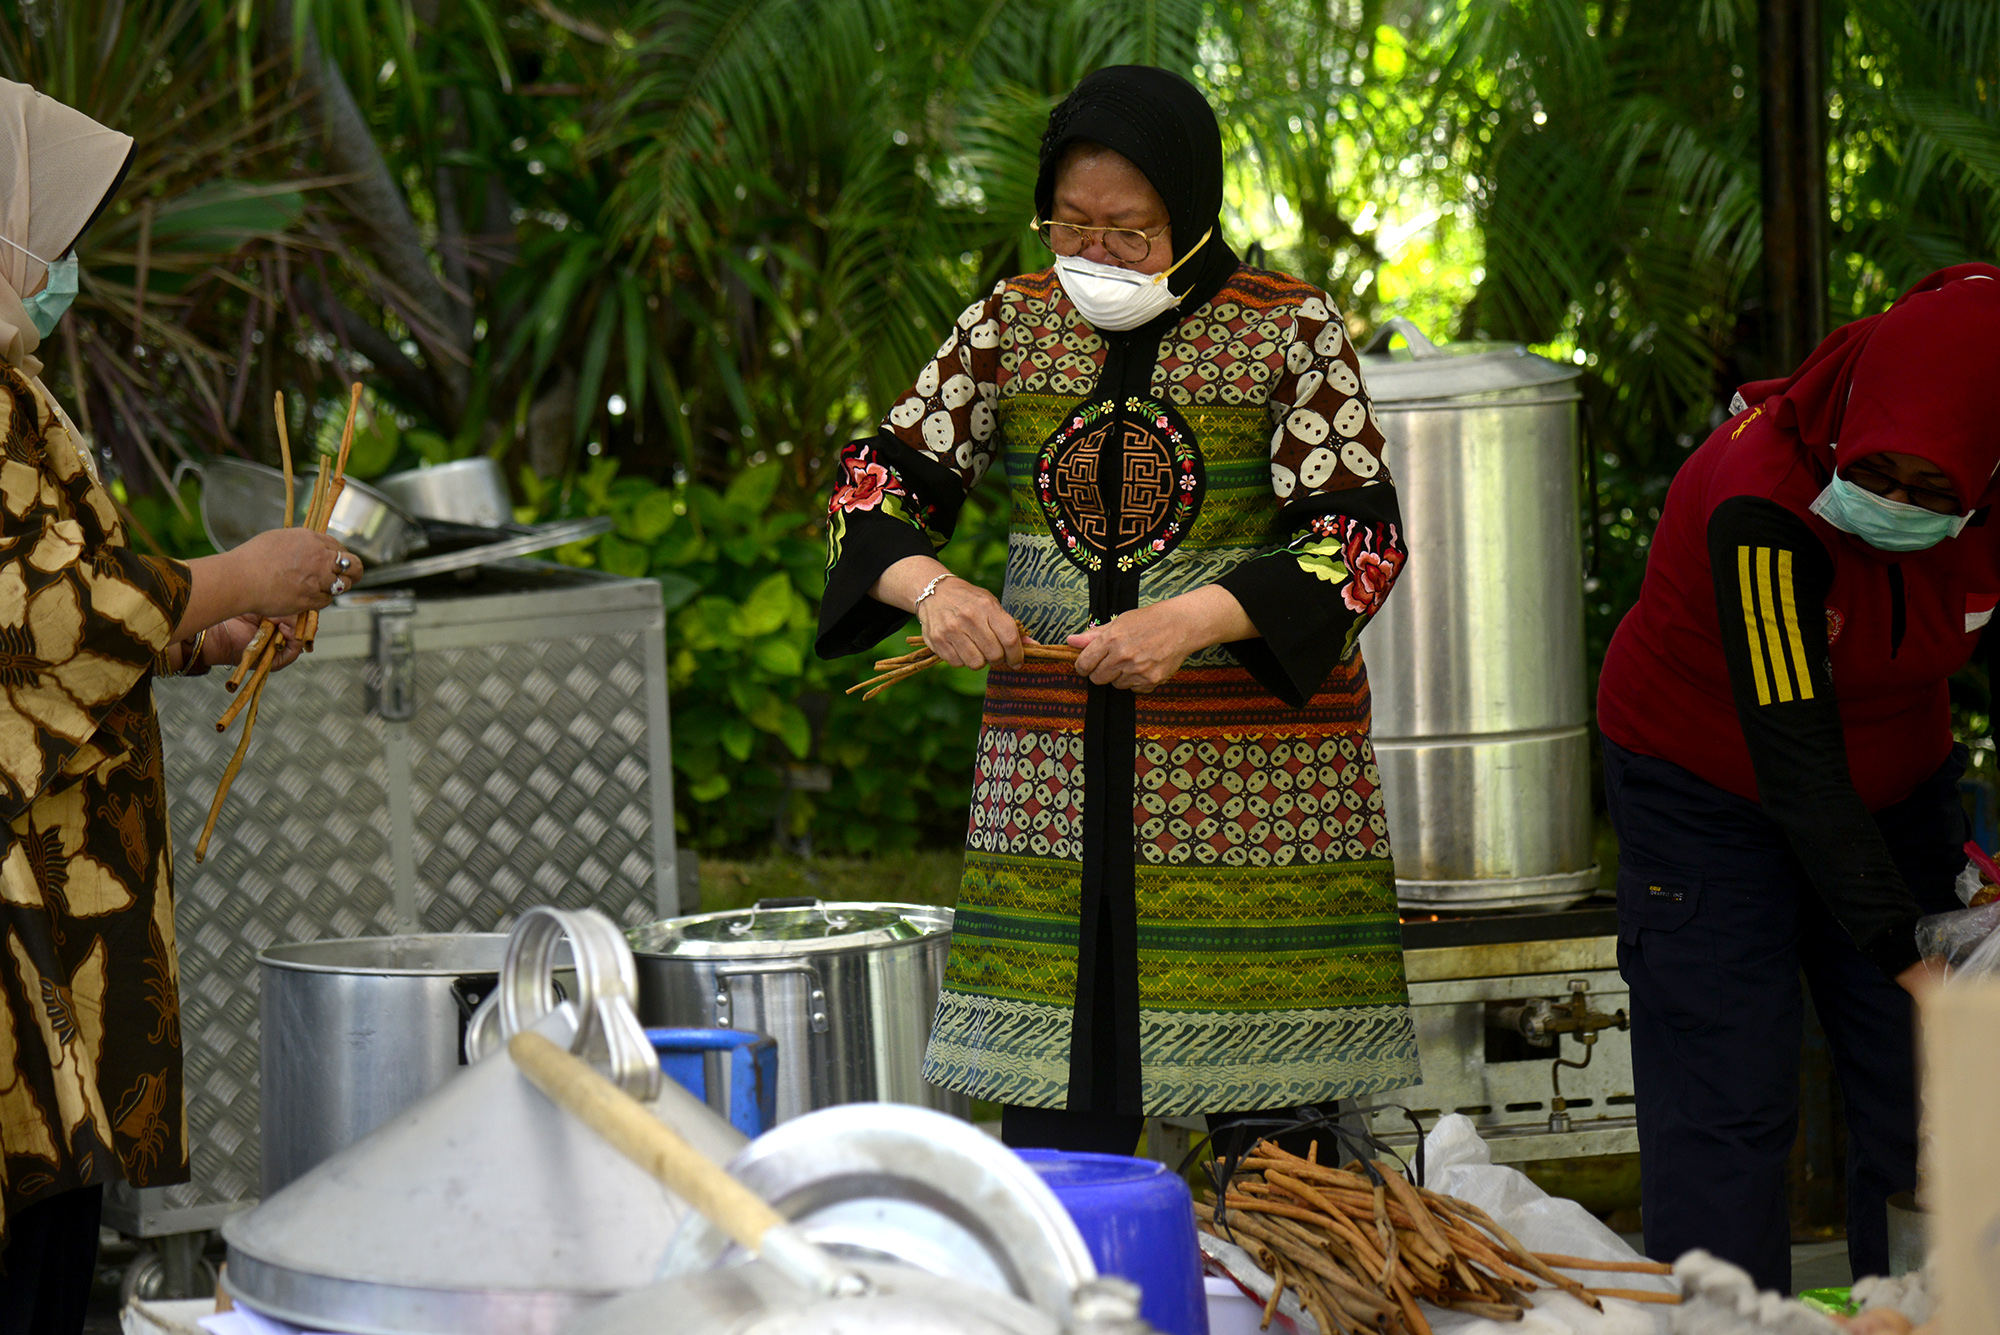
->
xmin=196 ymin=383 xmax=362 ymax=862
xmin=848 ymin=620 xmax=1081 ymax=701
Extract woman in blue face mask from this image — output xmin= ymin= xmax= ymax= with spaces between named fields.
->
xmin=0 ymin=81 xmax=366 ymax=1335
xmin=1595 ymin=264 xmax=2000 ymax=1295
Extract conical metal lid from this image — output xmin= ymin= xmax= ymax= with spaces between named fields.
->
xmin=562 ymin=1261 xmax=1065 ymax=1335
xmin=224 ymin=909 xmax=744 ymax=1335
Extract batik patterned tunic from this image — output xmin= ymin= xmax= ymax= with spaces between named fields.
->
xmin=0 ymin=365 xmax=190 ymax=1234
xmin=819 ymin=264 xmax=1420 ymax=1116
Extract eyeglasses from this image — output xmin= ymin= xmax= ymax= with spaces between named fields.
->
xmin=1844 ymin=460 xmax=1962 ymax=515
xmin=1031 ymin=217 xmax=1169 ymax=264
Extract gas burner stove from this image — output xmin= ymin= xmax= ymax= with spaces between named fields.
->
xmin=1353 ymin=894 xmax=1635 ymax=1165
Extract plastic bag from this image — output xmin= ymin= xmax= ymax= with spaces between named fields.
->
xmin=1418 ymin=1115 xmax=1670 ymax=1335
xmin=1914 ymin=901 xmax=2000 ymax=976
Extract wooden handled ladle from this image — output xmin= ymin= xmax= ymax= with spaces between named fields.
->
xmin=508 ymin=1031 xmax=869 ymax=1299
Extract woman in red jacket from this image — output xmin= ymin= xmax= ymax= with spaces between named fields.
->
xmin=1596 ymin=264 xmax=1999 ymax=1292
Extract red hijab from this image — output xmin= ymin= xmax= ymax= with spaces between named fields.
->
xmin=1738 ymin=263 xmax=2000 ymax=510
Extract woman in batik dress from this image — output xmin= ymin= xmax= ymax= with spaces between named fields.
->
xmin=816 ymin=66 xmax=1421 ymax=1155
xmin=0 ymin=82 xmax=360 ymax=1333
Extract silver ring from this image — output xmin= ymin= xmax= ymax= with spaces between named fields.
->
xmin=335 ymin=555 xmax=352 ymax=573
xmin=330 ymin=578 xmax=350 ymax=597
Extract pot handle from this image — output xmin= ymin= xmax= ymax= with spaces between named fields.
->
xmin=713 ymin=961 xmax=830 ymax=1035
xmin=466 ymin=906 xmax=661 ymax=1100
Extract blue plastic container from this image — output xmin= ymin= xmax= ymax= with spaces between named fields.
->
xmin=646 ymin=1027 xmax=778 ymax=1137
xmin=1017 ymin=1150 xmax=1208 ymax=1335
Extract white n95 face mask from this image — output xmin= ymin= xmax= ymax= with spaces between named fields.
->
xmin=1054 ymin=227 xmax=1212 ymax=331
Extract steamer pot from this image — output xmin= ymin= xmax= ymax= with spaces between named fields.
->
xmin=1358 ymin=318 xmax=1597 ymax=912
xmin=628 ymin=900 xmax=962 ymax=1123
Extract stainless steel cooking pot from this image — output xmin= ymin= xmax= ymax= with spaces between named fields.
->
xmin=378 ymin=457 xmax=514 ymax=529
xmin=1358 ymin=318 xmax=1595 ymax=912
xmin=258 ymin=933 xmax=506 ymax=1195
xmin=182 ymin=455 xmax=426 ymax=565
xmin=628 ymin=900 xmax=963 ymax=1124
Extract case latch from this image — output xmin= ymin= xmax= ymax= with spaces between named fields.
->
xmin=369 ymin=599 xmax=418 ymax=721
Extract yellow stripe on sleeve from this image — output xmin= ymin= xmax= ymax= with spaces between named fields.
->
xmin=1738 ymin=546 xmax=1772 ymax=706
xmin=1755 ymin=547 xmax=1795 ymax=702
xmin=1776 ymin=548 xmax=1815 ymax=701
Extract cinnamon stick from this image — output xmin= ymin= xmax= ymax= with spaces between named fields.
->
xmin=1534 ymin=1253 xmax=1674 ymax=1275
xmin=195 ymin=670 xmax=266 ymax=863
xmin=1586 ymin=1288 xmax=1681 ymax=1305
xmin=215 ymin=634 xmax=280 ymax=732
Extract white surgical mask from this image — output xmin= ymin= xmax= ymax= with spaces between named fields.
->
xmin=1053 ymin=227 xmax=1212 ymax=331
xmin=1809 ymin=470 xmax=1971 ymax=551
xmin=0 ymin=234 xmax=78 ymax=337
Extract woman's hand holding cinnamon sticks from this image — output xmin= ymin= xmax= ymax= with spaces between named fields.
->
xmin=848 ymin=620 xmax=1082 ymax=701
xmin=197 ymin=384 xmax=364 ymax=862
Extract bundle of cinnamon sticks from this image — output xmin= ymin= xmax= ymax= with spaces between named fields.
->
xmin=195 ymin=383 xmax=362 ymax=862
xmin=1198 ymin=1139 xmax=1679 ymax=1333
xmin=848 ymin=620 xmax=1080 ymax=700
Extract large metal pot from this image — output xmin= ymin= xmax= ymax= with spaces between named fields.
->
xmin=378 ymin=457 xmax=515 ymax=529
xmin=258 ymin=933 xmax=506 ymax=1195
xmin=628 ymin=901 xmax=963 ymax=1124
xmin=1359 ymin=320 xmax=1597 ymax=912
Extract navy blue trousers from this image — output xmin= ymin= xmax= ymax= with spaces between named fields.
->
xmin=1602 ymin=738 xmax=1965 ymax=1293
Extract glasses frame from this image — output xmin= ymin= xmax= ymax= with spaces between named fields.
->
xmin=1030 ymin=217 xmax=1171 ymax=264
xmin=1843 ymin=460 xmax=1963 ymax=515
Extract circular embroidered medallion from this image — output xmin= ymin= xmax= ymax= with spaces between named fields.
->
xmin=1034 ymin=395 xmax=1204 ymax=574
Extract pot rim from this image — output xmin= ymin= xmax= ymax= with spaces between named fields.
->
xmin=258 ymin=932 xmax=513 ymax=976
xmin=627 ymin=900 xmax=952 ymax=960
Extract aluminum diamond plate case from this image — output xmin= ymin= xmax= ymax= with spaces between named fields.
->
xmin=103 ymin=563 xmax=679 ymax=1236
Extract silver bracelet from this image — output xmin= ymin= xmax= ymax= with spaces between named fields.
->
xmin=914 ymin=572 xmax=956 ymax=608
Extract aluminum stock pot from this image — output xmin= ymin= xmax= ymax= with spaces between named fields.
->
xmin=257 ymin=933 xmax=507 ymax=1195
xmin=627 ymin=900 xmax=964 ymax=1123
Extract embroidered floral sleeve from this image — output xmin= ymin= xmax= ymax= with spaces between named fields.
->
xmin=0 ymin=367 xmax=192 ymax=820
xmin=815 ymin=288 xmax=1007 ymax=659
xmin=1215 ymin=289 xmax=1407 ymax=706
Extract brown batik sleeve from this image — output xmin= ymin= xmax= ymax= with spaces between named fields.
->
xmin=0 ymin=368 xmax=191 ymax=820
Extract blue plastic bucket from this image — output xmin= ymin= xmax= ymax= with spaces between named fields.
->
xmin=1017 ymin=1150 xmax=1208 ymax=1335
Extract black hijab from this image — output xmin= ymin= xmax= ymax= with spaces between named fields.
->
xmin=1035 ymin=65 xmax=1240 ymax=314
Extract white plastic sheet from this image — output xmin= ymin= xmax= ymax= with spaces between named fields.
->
xmin=1415 ymin=1114 xmax=1672 ymax=1335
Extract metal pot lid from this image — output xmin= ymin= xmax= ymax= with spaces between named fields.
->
xmin=628 ymin=900 xmax=952 ymax=960
xmin=658 ymin=1104 xmax=1094 ymax=1317
xmin=1359 ymin=316 xmax=1579 ymax=406
xmin=564 ymin=1261 xmax=1065 ymax=1335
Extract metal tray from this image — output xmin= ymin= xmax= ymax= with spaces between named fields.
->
xmin=355 ymin=516 xmax=613 ymax=586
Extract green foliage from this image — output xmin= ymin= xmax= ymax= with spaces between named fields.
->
xmin=516 ymin=459 xmax=1010 ymax=855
